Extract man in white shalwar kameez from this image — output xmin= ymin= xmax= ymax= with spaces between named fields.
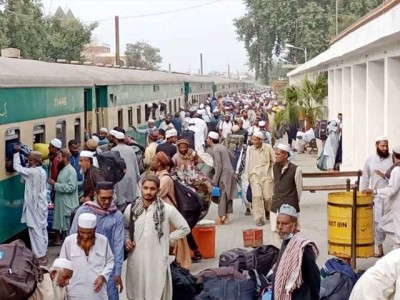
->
xmin=322 ymin=117 xmax=341 ymax=171
xmin=124 ymin=175 xmax=190 ymax=300
xmin=60 ymin=213 xmax=114 ymax=300
xmin=360 ymin=137 xmax=392 ymax=257
xmin=364 ymin=147 xmax=400 ymax=249
xmin=13 ymin=146 xmax=48 ymax=265
xmin=349 ymin=248 xmax=400 ymax=300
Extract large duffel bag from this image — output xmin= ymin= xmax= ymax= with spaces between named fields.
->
xmin=196 ymin=266 xmax=246 ymax=285
xmin=251 ymin=245 xmax=279 ymax=275
xmin=199 ymin=277 xmax=256 ymax=300
xmin=171 ymin=263 xmax=197 ymax=300
xmin=219 ymin=248 xmax=255 ymax=272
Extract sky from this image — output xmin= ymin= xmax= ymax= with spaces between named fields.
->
xmin=40 ymin=0 xmax=250 ymax=74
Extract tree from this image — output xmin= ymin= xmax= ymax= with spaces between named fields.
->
xmin=234 ymin=0 xmax=382 ymax=84
xmin=125 ymin=41 xmax=162 ymax=70
xmin=44 ymin=17 xmax=97 ymax=61
xmin=1 ymin=0 xmax=47 ymax=59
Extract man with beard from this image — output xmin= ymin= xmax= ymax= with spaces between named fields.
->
xmin=29 ymin=258 xmax=74 ymax=300
xmin=156 ymin=128 xmax=178 ymax=158
xmin=172 ymin=139 xmax=198 ymax=171
xmin=209 ymin=108 xmax=221 ymax=132
xmin=60 ymin=213 xmax=114 ymax=300
xmin=98 ymin=128 xmax=109 ymax=146
xmin=218 ymin=113 xmax=233 ymax=140
xmin=71 ymin=182 xmax=124 ymax=300
xmin=190 ymin=107 xmax=208 ymax=145
xmin=240 ymin=109 xmax=251 ymax=130
xmin=363 ymin=146 xmax=400 ymax=250
xmin=48 ymin=149 xmax=79 ymax=245
xmin=207 ymin=131 xmax=237 ymax=225
xmin=271 ymin=144 xmax=303 ymax=248
xmin=246 ymin=131 xmax=275 ymax=226
xmin=48 ymin=138 xmax=62 ymax=202
xmin=159 ymin=114 xmax=176 ymax=131
xmin=124 ymin=175 xmax=190 ymax=300
xmin=360 ymin=137 xmax=392 ymax=257
xmin=13 ymin=146 xmax=48 ymax=265
xmin=79 ymin=150 xmax=104 ymax=204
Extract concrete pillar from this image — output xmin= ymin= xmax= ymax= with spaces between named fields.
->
xmin=333 ymin=69 xmax=342 ymax=119
xmin=352 ymin=64 xmax=367 ymax=170
xmin=328 ymin=70 xmax=334 ymax=118
xmin=366 ymin=60 xmax=385 ymax=155
xmin=385 ymin=57 xmax=400 ymax=145
xmin=341 ymin=67 xmax=352 ymax=170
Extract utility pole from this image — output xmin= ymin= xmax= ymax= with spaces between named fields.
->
xmin=200 ymin=53 xmax=203 ymax=75
xmin=228 ymin=64 xmax=230 ymax=78
xmin=115 ymin=16 xmax=120 ymax=66
xmin=169 ymin=63 xmax=171 ymax=72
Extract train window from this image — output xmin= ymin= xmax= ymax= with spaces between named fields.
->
xmin=174 ymin=99 xmax=177 ymax=113
xmin=5 ymin=128 xmax=20 ymax=173
xmin=169 ymin=100 xmax=172 ymax=114
xmin=33 ymin=124 xmax=45 ymax=144
xmin=200 ymin=83 xmax=203 ymax=89
xmin=137 ymin=106 xmax=142 ymax=124
xmin=178 ymin=98 xmax=181 ymax=109
xmin=180 ymin=88 xmax=183 ymax=94
xmin=110 ymin=94 xmax=116 ymax=105
xmin=152 ymin=106 xmax=156 ymax=120
xmin=74 ymin=118 xmax=81 ymax=143
xmin=128 ymin=107 xmax=133 ymax=126
xmin=56 ymin=121 xmax=66 ymax=148
xmin=222 ymin=85 xmax=225 ymax=89
xmin=118 ymin=109 xmax=123 ymax=127
xmin=153 ymin=85 xmax=160 ymax=92
xmin=189 ymin=87 xmax=192 ymax=93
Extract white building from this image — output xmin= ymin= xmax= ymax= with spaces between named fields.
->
xmin=288 ymin=0 xmax=400 ymax=171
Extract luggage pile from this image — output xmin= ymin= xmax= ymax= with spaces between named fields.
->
xmin=171 ymin=245 xmax=280 ymax=300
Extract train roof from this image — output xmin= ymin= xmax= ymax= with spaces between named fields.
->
xmin=171 ymin=73 xmax=215 ymax=83
xmin=0 ymin=57 xmax=94 ymax=88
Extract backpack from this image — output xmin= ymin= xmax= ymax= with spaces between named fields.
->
xmin=320 ymin=258 xmax=358 ymax=284
xmin=178 ymin=130 xmax=195 ymax=150
xmin=168 ymin=174 xmax=203 ymax=229
xmin=199 ymin=277 xmax=256 ymax=300
xmin=131 ymin=143 xmax=145 ymax=174
xmin=223 ymin=134 xmax=245 ymax=169
xmin=96 ymin=151 xmax=126 ymax=184
xmin=171 ymin=262 xmax=197 ymax=300
xmin=250 ymin=245 xmax=279 ymax=276
xmin=0 ymin=240 xmax=43 ymax=300
xmin=319 ymin=271 xmax=354 ymax=300
xmin=315 ymin=120 xmax=328 ymax=141
xmin=219 ymin=248 xmax=255 ymax=272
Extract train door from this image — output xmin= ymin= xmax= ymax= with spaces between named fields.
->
xmin=84 ymin=89 xmax=93 ymax=137
xmin=95 ymin=86 xmax=108 ymax=132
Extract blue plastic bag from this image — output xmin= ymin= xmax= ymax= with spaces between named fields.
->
xmin=211 ymin=186 xmax=221 ymax=197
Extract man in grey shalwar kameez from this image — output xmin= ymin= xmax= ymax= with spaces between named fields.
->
xmin=207 ymin=131 xmax=237 ymax=225
xmin=13 ymin=145 xmax=48 ymax=265
xmin=111 ymin=131 xmax=141 ymax=211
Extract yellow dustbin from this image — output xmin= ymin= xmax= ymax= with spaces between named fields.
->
xmin=328 ymin=192 xmax=374 ymax=258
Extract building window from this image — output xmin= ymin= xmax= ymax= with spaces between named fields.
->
xmin=74 ymin=118 xmax=81 ymax=142
xmin=153 ymin=84 xmax=160 ymax=92
xmin=56 ymin=120 xmax=66 ymax=147
xmin=128 ymin=107 xmax=133 ymax=126
xmin=118 ymin=109 xmax=123 ymax=127
xmin=137 ymin=106 xmax=142 ymax=124
xmin=5 ymin=128 xmax=20 ymax=173
xmin=33 ymin=124 xmax=45 ymax=144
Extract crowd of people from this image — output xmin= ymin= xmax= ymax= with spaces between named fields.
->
xmin=11 ymin=87 xmax=400 ymax=300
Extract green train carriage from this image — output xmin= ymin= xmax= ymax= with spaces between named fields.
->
xmin=0 ymin=57 xmax=94 ymax=243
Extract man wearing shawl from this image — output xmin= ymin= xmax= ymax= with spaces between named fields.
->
xmin=172 ymin=139 xmax=198 ymax=172
xmin=124 ymin=175 xmax=190 ymax=300
xmin=70 ymin=182 xmax=124 ymax=300
xmin=272 ymin=204 xmax=320 ymax=300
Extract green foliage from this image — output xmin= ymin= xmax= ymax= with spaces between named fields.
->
xmin=44 ymin=17 xmax=97 ymax=61
xmin=235 ymin=0 xmax=382 ymax=84
xmin=0 ymin=0 xmax=97 ymax=61
xmin=277 ymin=74 xmax=328 ymax=128
xmin=125 ymin=41 xmax=162 ymax=70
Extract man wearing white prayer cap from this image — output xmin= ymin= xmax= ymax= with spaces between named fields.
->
xmin=246 ymin=129 xmax=275 ymax=226
xmin=207 ymin=131 xmax=237 ymax=225
xmin=270 ymin=144 xmax=303 ymax=247
xmin=98 ymin=128 xmax=109 ymax=146
xmin=60 ymin=213 xmax=114 ymax=299
xmin=272 ymin=204 xmax=320 ymax=300
xmin=360 ymin=137 xmax=392 ymax=257
xmin=28 ymin=258 xmax=74 ymax=300
xmin=132 ymin=118 xmax=158 ymax=146
xmin=156 ymin=128 xmax=178 ymax=158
